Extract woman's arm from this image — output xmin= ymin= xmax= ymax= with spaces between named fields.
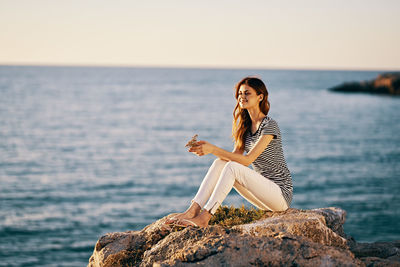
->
xmin=213 ymin=145 xmax=244 ymax=163
xmin=188 ymin=134 xmax=274 ymax=166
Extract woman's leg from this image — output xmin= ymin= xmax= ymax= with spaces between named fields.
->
xmin=165 ymin=159 xmax=227 ymax=223
xmin=178 ymin=161 xmax=288 ymax=227
xmin=204 ymin=161 xmax=288 ymax=214
xmin=233 ymin=181 xmax=286 ymax=211
xmin=232 ymin=181 xmax=271 ymax=210
xmin=192 ymin=158 xmax=228 ymax=207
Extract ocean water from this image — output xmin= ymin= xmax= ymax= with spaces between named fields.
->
xmin=0 ymin=65 xmax=399 ymax=266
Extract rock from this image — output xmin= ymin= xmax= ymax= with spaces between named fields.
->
xmin=233 ymin=208 xmax=348 ymax=249
xmin=88 ymin=215 xmax=172 ymax=267
xmin=141 ymin=226 xmax=358 ymax=267
xmin=329 ymin=72 xmax=400 ymax=95
xmin=87 ymin=207 xmax=400 ymax=267
xmin=350 ymin=241 xmax=400 ymax=266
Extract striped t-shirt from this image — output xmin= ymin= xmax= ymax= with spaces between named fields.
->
xmin=244 ymin=116 xmax=293 ymax=206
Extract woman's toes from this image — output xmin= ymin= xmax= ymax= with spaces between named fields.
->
xmin=164 ymin=212 xmax=198 ymax=225
xmin=165 ymin=214 xmax=180 ymax=224
xmin=165 ymin=217 xmax=178 ymax=224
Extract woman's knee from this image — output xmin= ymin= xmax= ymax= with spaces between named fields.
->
xmin=225 ymin=161 xmax=241 ymax=171
xmin=222 ymin=161 xmax=243 ymax=177
xmin=213 ymin=158 xmax=228 ymax=167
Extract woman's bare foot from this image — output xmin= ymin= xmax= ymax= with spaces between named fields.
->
xmin=175 ymin=210 xmax=212 ymax=228
xmin=165 ymin=202 xmax=202 ymax=225
xmin=165 ymin=211 xmax=194 ymax=224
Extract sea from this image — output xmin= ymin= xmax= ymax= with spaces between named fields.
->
xmin=0 ymin=65 xmax=399 ymax=266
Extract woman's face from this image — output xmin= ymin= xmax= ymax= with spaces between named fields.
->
xmin=238 ymin=84 xmax=262 ymax=110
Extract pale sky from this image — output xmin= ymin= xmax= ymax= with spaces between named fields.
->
xmin=1 ymin=0 xmax=399 ymax=70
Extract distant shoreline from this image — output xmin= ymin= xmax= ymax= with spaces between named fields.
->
xmin=329 ymin=72 xmax=400 ymax=95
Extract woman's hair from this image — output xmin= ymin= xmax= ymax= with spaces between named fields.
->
xmin=232 ymin=77 xmax=270 ymax=151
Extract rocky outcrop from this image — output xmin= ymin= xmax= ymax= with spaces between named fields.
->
xmin=88 ymin=207 xmax=400 ymax=267
xmin=329 ymin=72 xmax=400 ymax=95
xmin=350 ymin=241 xmax=400 ymax=266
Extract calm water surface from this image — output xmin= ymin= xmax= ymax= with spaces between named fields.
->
xmin=0 ymin=66 xmax=399 ymax=266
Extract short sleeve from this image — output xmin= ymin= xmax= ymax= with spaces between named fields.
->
xmin=261 ymin=119 xmax=279 ymax=139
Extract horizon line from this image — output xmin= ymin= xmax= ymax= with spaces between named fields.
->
xmin=1 ymin=62 xmax=399 ymax=72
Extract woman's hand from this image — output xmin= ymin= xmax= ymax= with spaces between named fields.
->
xmin=188 ymin=140 xmax=214 ymax=156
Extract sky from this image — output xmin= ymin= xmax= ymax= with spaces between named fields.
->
xmin=1 ymin=0 xmax=399 ymax=70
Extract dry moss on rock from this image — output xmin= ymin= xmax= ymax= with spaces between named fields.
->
xmin=209 ymin=205 xmax=269 ymax=227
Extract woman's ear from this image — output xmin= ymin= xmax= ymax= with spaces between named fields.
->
xmin=259 ymin=94 xmax=264 ymax=102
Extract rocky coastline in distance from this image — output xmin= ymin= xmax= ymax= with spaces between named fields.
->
xmin=87 ymin=207 xmax=400 ymax=266
xmin=329 ymin=72 xmax=400 ymax=95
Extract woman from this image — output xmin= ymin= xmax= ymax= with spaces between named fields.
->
xmin=166 ymin=77 xmax=293 ymax=228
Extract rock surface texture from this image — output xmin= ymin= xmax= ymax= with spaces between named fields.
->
xmin=88 ymin=207 xmax=400 ymax=267
xmin=329 ymin=72 xmax=400 ymax=95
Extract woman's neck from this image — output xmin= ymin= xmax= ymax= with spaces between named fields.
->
xmin=247 ymin=108 xmax=265 ymax=124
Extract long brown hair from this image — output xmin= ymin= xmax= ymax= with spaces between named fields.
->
xmin=232 ymin=77 xmax=270 ymax=151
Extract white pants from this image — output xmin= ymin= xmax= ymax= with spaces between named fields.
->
xmin=193 ymin=159 xmax=288 ymax=214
